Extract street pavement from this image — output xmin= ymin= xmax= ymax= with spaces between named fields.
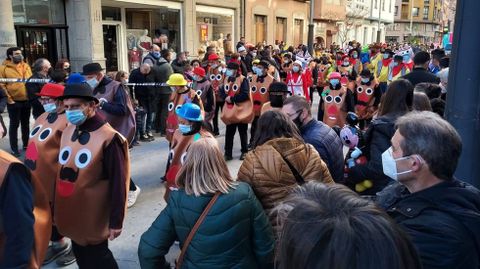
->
xmin=0 ymin=95 xmax=324 ymax=268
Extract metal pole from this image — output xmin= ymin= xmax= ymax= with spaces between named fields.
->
xmin=376 ymin=0 xmax=382 ymax=43
xmin=445 ymin=0 xmax=480 ymax=188
xmin=409 ymin=0 xmax=413 ymax=37
xmin=308 ymin=0 xmax=315 ymax=55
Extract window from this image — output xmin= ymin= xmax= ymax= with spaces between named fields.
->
xmin=12 ymin=0 xmax=65 ymax=24
xmin=275 ymin=17 xmax=287 ymax=43
xmin=401 ymin=5 xmax=409 ymax=19
xmin=294 ymin=19 xmax=304 ymax=45
xmin=102 ymin=7 xmax=121 ymax=21
xmin=412 ymin=7 xmax=419 ymax=17
xmin=423 ymin=7 xmax=429 ymax=20
xmin=395 ymin=6 xmax=398 ymax=16
xmin=424 ymin=0 xmax=430 ymax=4
xmin=254 ymin=15 xmax=267 ymax=44
xmin=375 ymin=0 xmax=378 ymax=9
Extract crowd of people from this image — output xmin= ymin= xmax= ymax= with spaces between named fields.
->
xmin=0 ymin=36 xmax=478 ymax=269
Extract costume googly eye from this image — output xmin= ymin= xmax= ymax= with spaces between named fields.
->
xmin=366 ymin=88 xmax=373 ymax=95
xmin=210 ymin=74 xmax=216 ymax=81
xmin=216 ymin=74 xmax=222 ymax=81
xmin=260 ymin=87 xmax=267 ymax=94
xmin=334 ymin=96 xmax=343 ymax=104
xmin=357 ymin=87 xmax=364 ymax=93
xmin=176 ymin=105 xmax=182 ymax=111
xmin=180 ymin=152 xmax=187 ymax=165
xmin=168 ymin=149 xmax=174 ymax=164
xmin=59 ymin=146 xmax=72 ymax=165
xmin=168 ymin=102 xmax=174 ymax=111
xmin=196 ymin=90 xmax=203 ymax=96
xmin=75 ymin=148 xmax=92 ymax=169
xmin=251 ymin=86 xmax=257 ymax=93
xmin=232 ymin=84 xmax=239 ymax=92
xmin=30 ymin=125 xmax=42 ymax=138
xmin=248 ymin=77 xmax=253 ymax=83
xmin=325 ymin=95 xmax=333 ymax=103
xmin=38 ymin=128 xmax=52 ymax=142
xmin=225 ymin=84 xmax=230 ymax=92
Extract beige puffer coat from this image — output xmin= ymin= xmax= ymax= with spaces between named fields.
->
xmin=237 ymin=137 xmax=334 ymax=232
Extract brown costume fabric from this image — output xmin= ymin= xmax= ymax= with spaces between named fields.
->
xmin=163 ymin=129 xmax=213 ymax=201
xmin=249 ymin=74 xmax=274 ymax=116
xmin=193 ymin=79 xmax=215 ymax=122
xmin=316 ymin=64 xmax=330 ymax=88
xmin=220 ymin=75 xmax=254 ymax=125
xmin=237 ymin=138 xmax=333 ymax=233
xmin=165 ymin=89 xmax=204 ymax=142
xmin=355 ymin=77 xmax=379 ymax=120
xmin=95 ymin=80 xmax=136 ymax=143
xmin=0 ymin=150 xmax=51 ymax=269
xmin=321 ymin=85 xmax=348 ymax=128
xmin=208 ymin=66 xmax=224 ymax=102
xmin=54 ymin=123 xmax=129 ymax=246
xmin=25 ymin=112 xmax=68 ymax=204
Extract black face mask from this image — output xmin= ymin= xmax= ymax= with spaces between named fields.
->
xmin=269 ymin=94 xmax=285 ymax=108
xmin=293 ymin=114 xmax=303 ymax=130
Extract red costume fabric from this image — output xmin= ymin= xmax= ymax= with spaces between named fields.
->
xmin=286 ymin=71 xmax=312 ymax=102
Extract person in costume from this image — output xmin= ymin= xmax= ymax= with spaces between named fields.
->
xmin=367 ymin=44 xmax=382 ymax=73
xmin=348 ymin=48 xmax=363 ymax=74
xmin=374 ymin=49 xmax=394 ymax=94
xmin=220 ymin=62 xmax=253 ymax=161
xmin=191 ymin=67 xmax=215 ymax=129
xmin=55 ymin=82 xmax=130 ymax=268
xmin=312 ymin=57 xmax=331 ymax=101
xmin=24 ymin=83 xmax=76 ymax=266
xmin=318 ymin=72 xmax=355 ymax=128
xmin=402 ymin=47 xmax=414 ymax=71
xmin=249 ymin=60 xmax=274 ymax=145
xmin=0 ymin=97 xmax=50 ymax=269
xmin=261 ymin=81 xmax=290 ymax=114
xmin=165 ymin=73 xmax=204 ymax=142
xmin=286 ymin=60 xmax=312 ymax=102
xmin=354 ymin=69 xmax=381 ymax=129
xmin=388 ymin=55 xmax=411 ymax=83
xmin=337 ymin=55 xmax=357 ymax=90
xmin=163 ymin=103 xmax=214 ymax=200
xmin=207 ymin=53 xmax=225 ymax=136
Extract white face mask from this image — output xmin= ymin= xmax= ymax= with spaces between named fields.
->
xmin=381 ymin=147 xmax=413 ymax=180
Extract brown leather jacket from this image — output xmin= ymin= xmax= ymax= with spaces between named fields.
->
xmin=237 ymin=138 xmax=333 ymax=232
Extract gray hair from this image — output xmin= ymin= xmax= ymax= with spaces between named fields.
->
xmin=32 ymin=58 xmax=49 ymax=73
xmin=396 ymin=111 xmax=462 ymax=180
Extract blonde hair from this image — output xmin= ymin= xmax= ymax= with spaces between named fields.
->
xmin=176 ymin=137 xmax=236 ymax=196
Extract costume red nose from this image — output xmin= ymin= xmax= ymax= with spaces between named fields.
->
xmin=358 ymin=93 xmax=370 ymax=103
xmin=57 ymin=179 xmax=75 ymax=197
xmin=340 ymin=77 xmax=348 ymax=85
xmin=25 ymin=141 xmax=38 ymax=160
xmin=327 ymin=105 xmax=338 ymax=116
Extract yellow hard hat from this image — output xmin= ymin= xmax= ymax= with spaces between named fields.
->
xmin=167 ymin=73 xmax=188 ymax=86
xmin=252 ymin=59 xmax=260 ymax=65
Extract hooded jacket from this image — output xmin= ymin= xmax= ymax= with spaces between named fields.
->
xmin=377 ymin=180 xmax=480 ymax=269
xmin=0 ymin=60 xmax=32 ymax=103
xmin=237 ymin=138 xmax=333 ymax=232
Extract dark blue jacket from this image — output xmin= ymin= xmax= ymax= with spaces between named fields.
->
xmin=138 ymin=182 xmax=274 ymax=269
xmin=377 ymin=180 xmax=480 ymax=269
xmin=300 ymin=119 xmax=344 ymax=182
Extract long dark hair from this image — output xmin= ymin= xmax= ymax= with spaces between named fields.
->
xmin=252 ymin=110 xmax=303 ymax=148
xmin=378 ymin=79 xmax=413 ymax=117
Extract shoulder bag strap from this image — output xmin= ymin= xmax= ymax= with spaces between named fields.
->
xmin=278 ymin=151 xmax=305 ymax=185
xmin=176 ymin=192 xmax=221 ymax=268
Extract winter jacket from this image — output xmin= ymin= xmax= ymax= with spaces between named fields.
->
xmin=26 ymin=72 xmax=49 ymax=101
xmin=347 ymin=114 xmax=399 ymax=194
xmin=138 ymin=182 xmax=275 ymax=269
xmin=300 ymin=119 xmax=344 ymax=183
xmin=377 ymin=179 xmax=480 ymax=269
xmin=151 ymin=58 xmax=173 ymax=95
xmin=401 ymin=67 xmax=440 ymax=86
xmin=0 ymin=60 xmax=32 ymax=103
xmin=237 ymin=138 xmax=333 ymax=232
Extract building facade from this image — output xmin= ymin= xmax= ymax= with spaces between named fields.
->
xmin=385 ymin=0 xmax=443 ymax=44
xmin=243 ymin=0 xmax=310 ymax=47
xmin=1 ymin=0 xmax=242 ymax=73
xmin=313 ymin=0 xmax=347 ymax=48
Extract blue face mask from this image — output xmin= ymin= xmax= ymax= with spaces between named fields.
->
xmin=226 ymin=69 xmax=235 ymax=77
xmin=292 ymin=66 xmax=300 ymax=73
xmin=361 ymin=78 xmax=370 ymax=83
xmin=66 ymin=109 xmax=87 ymax=126
xmin=255 ymin=68 xmax=264 ymax=76
xmin=352 ymin=53 xmax=358 ymax=59
xmin=86 ymin=78 xmax=98 ymax=89
xmin=330 ymin=79 xmax=340 ymax=87
xmin=252 ymin=66 xmax=259 ymax=74
xmin=178 ymin=124 xmax=192 ymax=134
xmin=192 ymin=75 xmax=198 ymax=81
xmin=383 ymin=53 xmax=389 ymax=59
xmin=403 ymin=55 xmax=410 ymax=62
xmin=152 ymin=52 xmax=161 ymax=59
xmin=393 ymin=62 xmax=399 ymax=67
xmin=43 ymin=103 xmax=57 ymax=113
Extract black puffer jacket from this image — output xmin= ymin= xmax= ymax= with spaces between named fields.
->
xmin=347 ymin=114 xmax=399 ymax=194
xmin=377 ymin=180 xmax=480 ymax=269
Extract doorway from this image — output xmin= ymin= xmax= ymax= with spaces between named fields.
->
xmin=103 ymin=24 xmax=119 ymax=72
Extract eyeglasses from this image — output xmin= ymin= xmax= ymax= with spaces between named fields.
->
xmin=286 ymin=109 xmax=303 ymax=118
xmin=39 ymin=97 xmax=55 ymax=104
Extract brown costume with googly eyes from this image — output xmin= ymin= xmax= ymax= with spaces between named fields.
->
xmin=321 ymin=85 xmax=348 ymax=128
xmin=221 ymin=75 xmax=254 ymax=125
xmin=165 ymin=89 xmax=204 ymax=142
xmin=250 ymin=74 xmax=274 ymax=116
xmin=208 ymin=66 xmax=224 ymax=102
xmin=355 ymin=77 xmax=379 ymax=120
xmin=54 ymin=123 xmax=129 ymax=246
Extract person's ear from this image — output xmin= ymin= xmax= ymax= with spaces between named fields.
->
xmin=411 ymin=155 xmax=424 ymax=172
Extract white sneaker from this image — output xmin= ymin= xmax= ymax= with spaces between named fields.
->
xmin=127 ymin=187 xmax=141 ymax=208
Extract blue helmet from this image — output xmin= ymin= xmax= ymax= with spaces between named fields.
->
xmin=175 ymin=102 xmax=203 ymax=122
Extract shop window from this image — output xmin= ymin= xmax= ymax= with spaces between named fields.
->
xmin=412 ymin=7 xmax=419 ymax=17
xmin=254 ymin=15 xmax=267 ymax=45
xmin=275 ymin=17 xmax=287 ymax=43
xmin=12 ymin=0 xmax=65 ymax=24
xmin=196 ymin=11 xmax=234 ymax=56
xmin=294 ymin=19 xmax=304 ymax=46
xmin=102 ymin=6 xmax=121 ymax=21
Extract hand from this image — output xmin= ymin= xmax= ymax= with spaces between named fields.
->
xmin=7 ymin=100 xmax=15 ymax=105
xmin=99 ymin=98 xmax=108 ymax=104
xmin=109 ymin=228 xmax=122 ymax=241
